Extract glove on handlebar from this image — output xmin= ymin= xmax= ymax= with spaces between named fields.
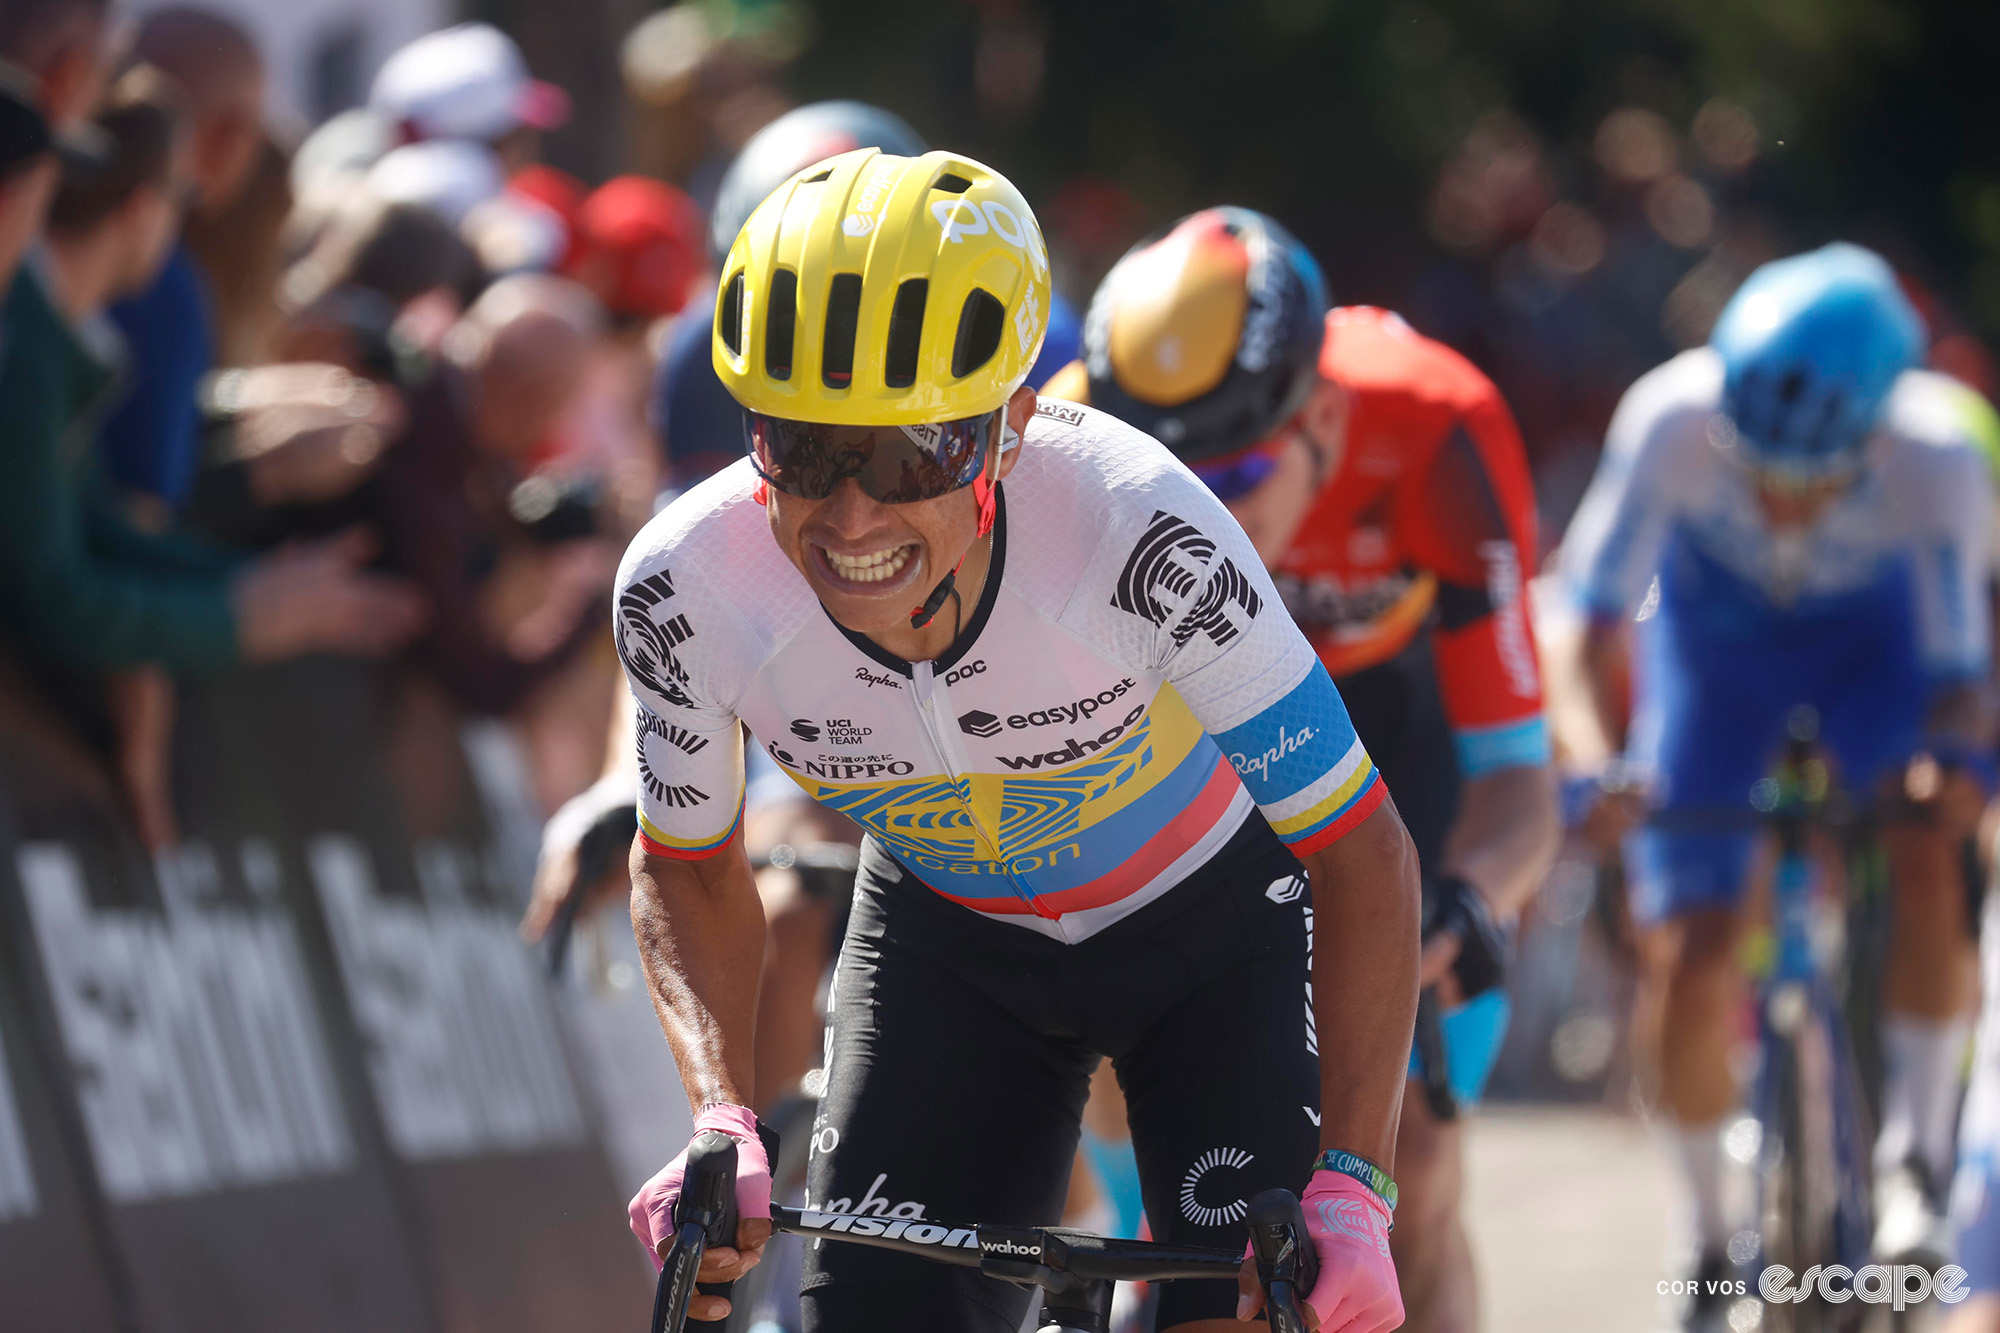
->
xmin=1298 ymin=1170 xmax=1403 ymax=1331
xmin=1425 ymin=874 xmax=1513 ymax=1000
xmin=628 ymin=1104 xmax=772 ymax=1270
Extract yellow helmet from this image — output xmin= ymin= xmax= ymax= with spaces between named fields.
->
xmin=712 ymin=148 xmax=1052 ymax=425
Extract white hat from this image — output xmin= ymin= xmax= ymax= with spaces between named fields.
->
xmin=365 ymin=140 xmax=505 ymax=226
xmin=369 ymin=22 xmax=570 ymax=143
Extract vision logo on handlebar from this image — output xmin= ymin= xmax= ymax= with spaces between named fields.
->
xmin=652 ymin=1135 xmax=1321 ymax=1333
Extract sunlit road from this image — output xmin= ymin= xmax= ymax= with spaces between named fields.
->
xmin=1465 ymin=1104 xmax=1675 ymax=1333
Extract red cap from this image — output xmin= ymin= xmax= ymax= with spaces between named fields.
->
xmin=573 ymin=175 xmax=705 ymax=320
xmin=509 ymin=164 xmax=589 ymax=269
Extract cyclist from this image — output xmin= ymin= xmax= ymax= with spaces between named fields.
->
xmin=525 ymin=102 xmax=927 ymax=1112
xmin=619 ymin=148 xmax=1419 ymax=1333
xmin=1045 ymin=206 xmax=1559 ymax=1333
xmin=1948 ymin=379 xmax=2000 ymax=1333
xmin=1554 ymin=243 xmax=1992 ymax=1323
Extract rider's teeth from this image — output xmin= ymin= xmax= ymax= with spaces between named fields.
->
xmin=825 ymin=545 xmax=911 ymax=583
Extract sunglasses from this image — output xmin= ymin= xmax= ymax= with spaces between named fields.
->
xmin=746 ymin=409 xmax=1000 ymax=503
xmin=1190 ymin=437 xmax=1290 ymax=501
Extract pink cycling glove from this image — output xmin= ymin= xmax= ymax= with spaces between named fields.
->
xmin=1295 ymin=1170 xmax=1403 ymax=1331
xmin=628 ymin=1104 xmax=773 ymax=1270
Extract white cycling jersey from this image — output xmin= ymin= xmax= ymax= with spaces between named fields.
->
xmin=1561 ymin=349 xmax=1990 ymax=680
xmin=612 ymin=400 xmax=1385 ymax=942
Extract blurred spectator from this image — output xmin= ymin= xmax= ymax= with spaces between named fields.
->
xmin=288 ymin=105 xmax=394 ymax=239
xmin=277 ymin=194 xmax=480 ymax=377
xmin=369 ymin=22 xmax=569 ymax=175
xmin=568 ymin=175 xmax=704 ymax=327
xmin=95 ymin=8 xmax=266 ymax=516
xmin=0 ymin=73 xmax=422 ymax=687
xmin=0 ymin=0 xmax=110 ymax=131
xmin=365 ymin=139 xmax=505 ymax=228
xmin=509 ymin=164 xmax=588 ymax=269
xmin=0 ymin=76 xmax=61 ymax=299
xmin=620 ymin=2 xmax=800 ymax=203
xmin=374 ymin=274 xmax=616 ymax=716
xmin=183 ymin=131 xmax=292 ymax=367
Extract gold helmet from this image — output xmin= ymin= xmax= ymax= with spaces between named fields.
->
xmin=712 ymin=148 xmax=1052 ymax=425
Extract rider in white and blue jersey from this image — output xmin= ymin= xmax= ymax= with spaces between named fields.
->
xmin=1556 ymin=243 xmax=1993 ymax=1326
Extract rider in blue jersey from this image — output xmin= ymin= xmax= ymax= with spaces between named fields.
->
xmin=1556 ymin=243 xmax=1994 ymax=1326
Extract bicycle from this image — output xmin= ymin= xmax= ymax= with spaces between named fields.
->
xmin=649 ymin=1132 xmax=1322 ymax=1333
xmin=1651 ymin=707 xmax=1876 ymax=1333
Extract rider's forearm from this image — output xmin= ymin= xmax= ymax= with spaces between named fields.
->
xmin=631 ymin=842 xmax=766 ymax=1111
xmin=1558 ymin=617 xmax=1631 ymax=766
xmin=1442 ymin=763 xmax=1560 ymax=920
xmin=1301 ymin=799 xmax=1422 ymax=1167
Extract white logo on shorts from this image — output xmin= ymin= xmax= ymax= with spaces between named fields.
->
xmin=1266 ymin=875 xmax=1306 ymax=904
xmin=1180 ymin=1146 xmax=1254 ymax=1227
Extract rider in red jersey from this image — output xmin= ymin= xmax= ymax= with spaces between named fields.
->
xmin=1048 ymin=207 xmax=1558 ymax=1333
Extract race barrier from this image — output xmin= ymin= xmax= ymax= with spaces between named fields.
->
xmin=0 ymin=653 xmax=652 ymax=1332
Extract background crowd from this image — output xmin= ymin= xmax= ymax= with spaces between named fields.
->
xmin=0 ymin=0 xmax=1993 ymax=870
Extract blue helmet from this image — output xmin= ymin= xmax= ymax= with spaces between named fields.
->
xmin=707 ymin=101 xmax=926 ymax=260
xmin=1710 ymin=242 xmax=1924 ymax=480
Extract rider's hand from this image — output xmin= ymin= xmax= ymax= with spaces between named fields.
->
xmin=1237 ymin=1171 xmax=1401 ymax=1330
xmin=628 ymin=1104 xmax=774 ymax=1321
xmin=520 ymin=776 xmax=635 ymax=942
xmin=1563 ymin=766 xmax=1648 ymax=853
xmin=1420 ymin=875 xmax=1511 ymax=1003
xmin=1902 ymin=752 xmax=1988 ymax=839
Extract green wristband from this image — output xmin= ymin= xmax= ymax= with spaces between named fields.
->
xmin=1311 ymin=1148 xmax=1398 ymax=1212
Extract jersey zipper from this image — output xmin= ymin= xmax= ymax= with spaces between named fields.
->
xmin=908 ymin=661 xmax=1054 ymax=919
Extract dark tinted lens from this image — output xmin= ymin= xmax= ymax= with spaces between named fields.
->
xmin=1192 ymin=449 xmax=1280 ymax=501
xmin=747 ymin=411 xmax=995 ymax=503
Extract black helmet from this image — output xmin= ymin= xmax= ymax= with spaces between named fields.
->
xmin=1082 ymin=206 xmax=1328 ymax=462
xmin=707 ymin=100 xmax=926 ymax=260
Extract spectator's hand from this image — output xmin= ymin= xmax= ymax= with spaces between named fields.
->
xmin=232 ymin=528 xmax=427 ymax=663
xmin=224 ymin=365 xmax=405 ymax=506
xmin=504 ymin=538 xmax=620 ymax=662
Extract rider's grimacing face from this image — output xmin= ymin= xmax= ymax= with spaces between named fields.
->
xmin=770 ymin=476 xmax=982 ymax=635
xmin=766 ymin=388 xmax=1032 ymax=638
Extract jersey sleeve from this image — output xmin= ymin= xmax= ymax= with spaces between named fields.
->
xmin=1908 ymin=435 xmax=1993 ymax=687
xmin=1558 ymin=358 xmax=1702 ymax=623
xmin=614 ymin=559 xmax=748 ymax=859
xmin=1398 ymin=392 xmax=1550 ymax=779
xmin=1083 ymin=466 xmax=1386 ymax=857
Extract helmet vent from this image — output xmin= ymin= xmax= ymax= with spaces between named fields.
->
xmin=802 ymin=168 xmax=833 ymax=183
xmin=765 ymin=268 xmax=798 ymax=380
xmin=932 ymin=173 xmax=972 ymax=194
xmin=718 ymin=271 xmax=745 ymax=355
xmin=885 ymin=278 xmax=928 ymax=388
xmin=951 ymin=289 xmax=1005 ymax=379
xmin=822 ymin=273 xmax=863 ymax=388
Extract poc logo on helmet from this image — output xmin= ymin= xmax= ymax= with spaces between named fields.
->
xmin=932 ymin=198 xmax=1049 ymax=274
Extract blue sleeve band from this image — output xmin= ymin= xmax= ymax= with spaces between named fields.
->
xmin=1453 ymin=717 xmax=1552 ymax=779
xmin=1210 ymin=666 xmax=1365 ymax=806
